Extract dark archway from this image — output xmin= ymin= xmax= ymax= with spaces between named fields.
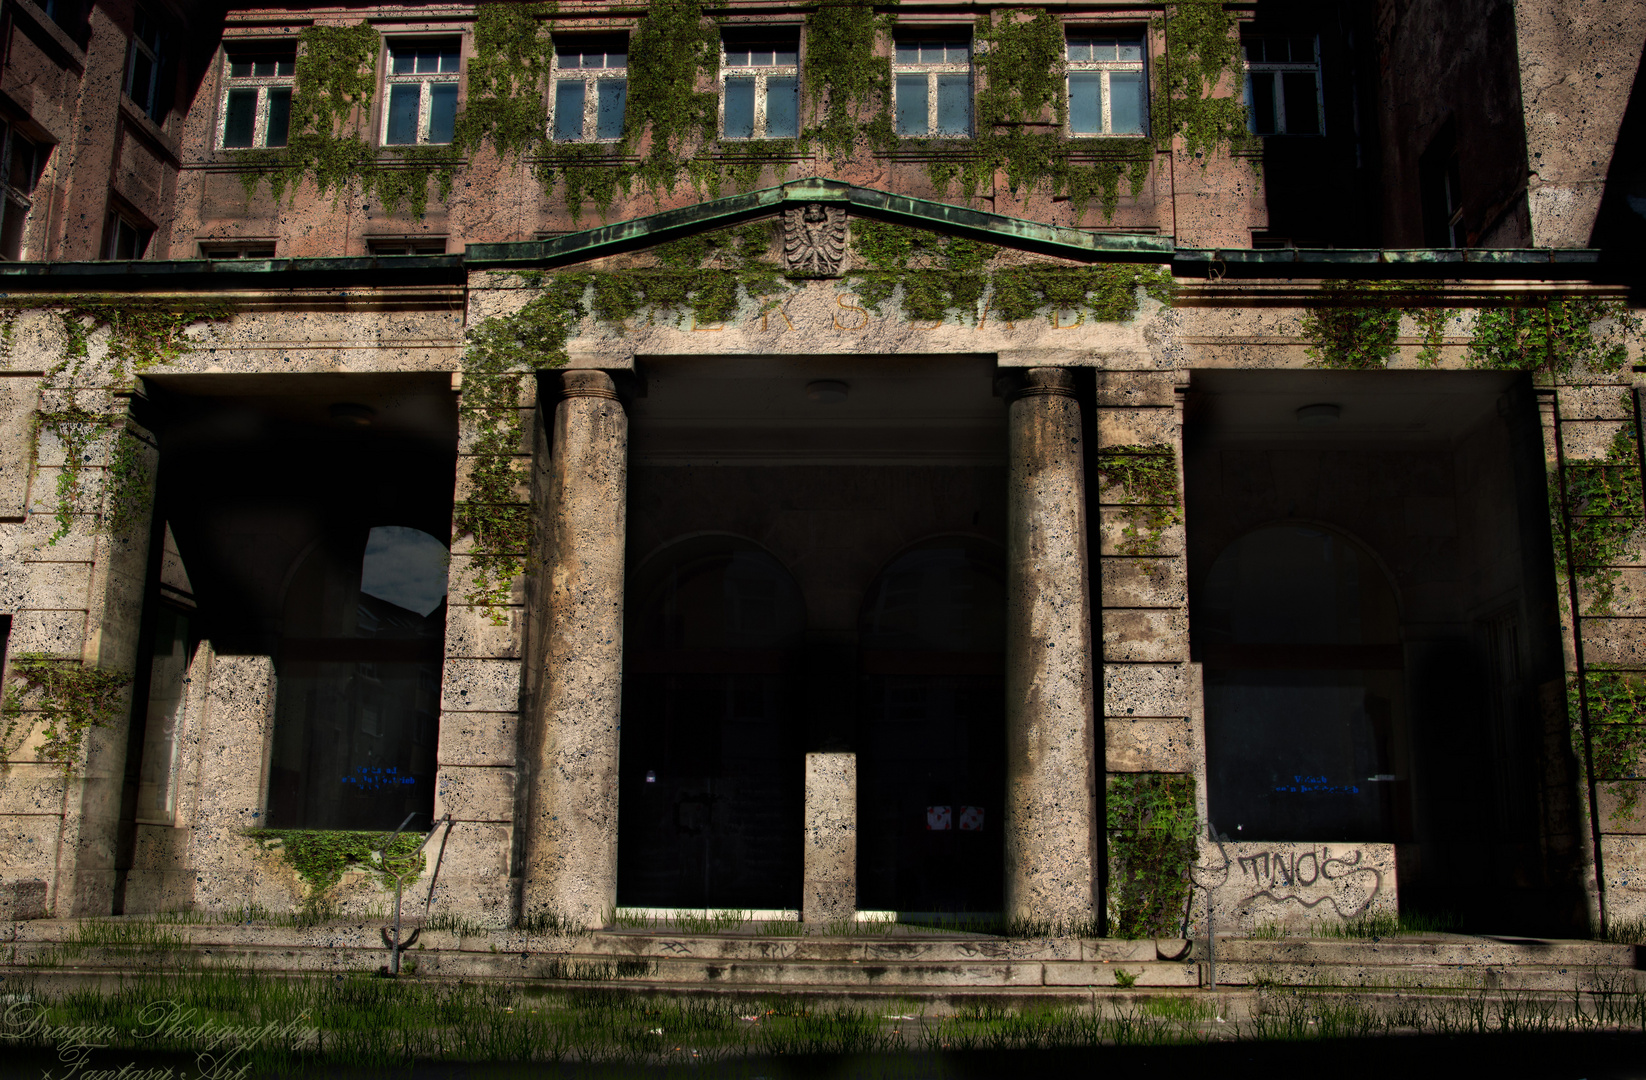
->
xmin=1196 ymin=522 xmax=1411 ymax=842
xmin=618 ymin=535 xmax=807 ymax=909
xmin=856 ymin=536 xmax=1005 ymax=913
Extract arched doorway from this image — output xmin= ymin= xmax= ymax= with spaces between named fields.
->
xmin=1195 ymin=523 xmax=1410 ymax=841
xmin=618 ymin=536 xmax=806 ymax=909
xmin=857 ymin=537 xmax=1006 ymax=913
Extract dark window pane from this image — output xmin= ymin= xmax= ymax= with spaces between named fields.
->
xmin=595 ymin=78 xmax=627 ymax=139
xmin=894 ymin=40 xmax=918 ymax=64
xmin=1068 ymin=71 xmax=1101 ymax=134
xmin=9 ymin=135 xmax=36 ymax=192
xmin=724 ymin=76 xmax=755 ymax=138
xmin=252 ymin=59 xmax=275 ymax=77
xmin=774 ymin=45 xmax=797 ymax=66
xmin=1283 ymin=71 xmax=1320 ymax=134
xmin=766 ymin=75 xmax=798 ymax=138
xmin=556 ymin=48 xmax=583 ymax=69
xmin=1291 ymin=36 xmax=1315 ymax=62
xmin=1110 ymin=70 xmax=1144 ymax=134
xmin=439 ymin=49 xmax=460 ymax=73
xmin=428 ymin=83 xmax=457 ymax=143
xmin=385 ymin=83 xmax=419 ymax=144
xmin=935 ymin=73 xmax=970 ymax=135
xmin=1091 ymin=39 xmax=1116 ymax=62
xmin=415 ymin=51 xmax=439 ymax=74
xmin=392 ymin=51 xmax=414 ymax=75
xmin=278 ymin=58 xmax=294 ymax=76
xmin=223 ymin=88 xmax=257 ymax=147
xmin=229 ymin=59 xmax=252 ymax=77
xmin=555 ymin=80 xmax=585 ymax=140
xmin=245 ymin=247 xmax=275 ymax=257
xmin=265 ymin=88 xmax=291 ymax=147
xmin=128 ymin=48 xmax=155 ymax=111
xmin=608 ymin=49 xmax=626 ymax=68
xmin=895 ymin=74 xmax=927 ymax=135
xmin=0 ymin=197 xmax=24 ymax=260
xmin=1066 ymin=38 xmax=1091 ymax=62
xmin=1249 ymin=72 xmax=1276 ymax=135
xmin=1117 ymin=37 xmax=1143 ymax=62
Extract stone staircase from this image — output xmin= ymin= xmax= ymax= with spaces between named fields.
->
xmin=3 ymin=919 xmax=1641 ymax=1011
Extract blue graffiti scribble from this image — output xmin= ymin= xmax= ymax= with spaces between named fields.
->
xmin=1274 ymin=775 xmax=1360 ymax=795
xmin=341 ymin=765 xmax=418 ymax=793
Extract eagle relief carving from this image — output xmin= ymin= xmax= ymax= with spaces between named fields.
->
xmin=782 ymin=203 xmax=848 ymax=276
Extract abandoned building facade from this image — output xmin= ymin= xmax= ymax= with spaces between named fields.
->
xmin=0 ymin=0 xmax=1643 ymax=940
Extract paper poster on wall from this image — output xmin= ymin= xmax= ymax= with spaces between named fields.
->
xmin=926 ymin=806 xmax=952 ymax=830
xmin=958 ymin=806 xmax=984 ymax=831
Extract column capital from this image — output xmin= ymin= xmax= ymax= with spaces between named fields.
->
xmin=557 ymin=369 xmax=621 ymax=401
xmin=997 ymin=366 xmax=1080 ymax=403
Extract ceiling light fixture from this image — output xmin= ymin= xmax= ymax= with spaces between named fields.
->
xmin=329 ymin=402 xmax=376 ymax=427
xmin=805 ymin=380 xmax=848 ymax=404
xmin=1296 ymin=403 xmax=1341 ymax=427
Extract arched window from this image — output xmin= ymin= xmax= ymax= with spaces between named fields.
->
xmin=858 ymin=537 xmax=1005 ymax=913
xmin=266 ymin=525 xmax=447 ymax=829
xmin=1196 ymin=523 xmax=1409 ymax=841
xmin=619 ymin=536 xmax=806 ymax=909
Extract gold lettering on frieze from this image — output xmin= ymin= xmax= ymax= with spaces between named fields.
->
xmin=1053 ymin=309 xmax=1085 ymax=329
xmin=833 ymin=294 xmax=869 ymax=331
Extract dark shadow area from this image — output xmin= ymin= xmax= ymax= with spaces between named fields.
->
xmin=1589 ymin=45 xmax=1646 ymax=253
xmin=141 ymin=373 xmax=457 ymax=830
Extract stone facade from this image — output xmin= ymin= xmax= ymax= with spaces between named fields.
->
xmin=0 ymin=0 xmax=1639 ymax=941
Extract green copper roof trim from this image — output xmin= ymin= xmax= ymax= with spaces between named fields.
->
xmin=463 ymin=178 xmax=1176 ymax=268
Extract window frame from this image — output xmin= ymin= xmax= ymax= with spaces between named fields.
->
xmin=0 ymin=119 xmax=44 ymax=261
xmin=1242 ymin=32 xmax=1324 ymax=137
xmin=124 ymin=5 xmax=167 ymax=121
xmin=380 ymin=37 xmax=463 ymax=147
xmin=200 ymin=241 xmax=278 ymax=259
xmin=218 ymin=48 xmax=296 ymax=150
xmin=367 ymin=237 xmax=449 ymax=256
xmin=105 ymin=208 xmax=153 ymax=261
xmin=1064 ymin=30 xmax=1148 ymax=137
xmin=548 ymin=36 xmax=629 ymax=144
xmin=718 ymin=30 xmax=801 ymax=141
xmin=892 ymin=34 xmax=972 ymax=139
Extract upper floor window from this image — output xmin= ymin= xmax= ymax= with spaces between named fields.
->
xmin=551 ymin=36 xmax=627 ymax=142
xmin=0 ymin=121 xmax=43 ymax=260
xmin=41 ymin=0 xmax=86 ymax=42
xmin=721 ymin=31 xmax=799 ymax=140
xmin=201 ymin=241 xmax=277 ymax=258
xmin=894 ymin=36 xmax=970 ymax=137
xmin=220 ymin=51 xmax=294 ymax=149
xmin=125 ymin=6 xmax=167 ymax=122
xmin=368 ymin=237 xmax=447 ymax=256
xmin=1066 ymin=33 xmax=1146 ymax=136
xmin=1243 ymin=34 xmax=1321 ymax=136
xmin=384 ymin=40 xmax=460 ymax=146
xmin=106 ymin=209 xmax=152 ymax=260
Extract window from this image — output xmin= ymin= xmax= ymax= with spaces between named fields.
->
xmin=106 ymin=211 xmax=151 ymax=260
xmin=720 ymin=31 xmax=798 ymax=140
xmin=1242 ymin=34 xmax=1321 ymax=136
xmin=1066 ymin=33 xmax=1146 ymax=136
xmin=1420 ymin=124 xmax=1463 ymax=246
xmin=41 ymin=0 xmax=85 ymax=40
xmin=368 ymin=238 xmax=447 ymax=256
xmin=551 ymin=36 xmax=627 ymax=142
xmin=383 ymin=40 xmax=460 ymax=146
xmin=0 ymin=122 xmax=43 ymax=260
xmin=200 ymin=242 xmax=277 ymax=258
xmin=894 ymin=36 xmax=970 ymax=137
xmin=220 ymin=51 xmax=294 ymax=149
xmin=124 ymin=6 xmax=167 ymax=122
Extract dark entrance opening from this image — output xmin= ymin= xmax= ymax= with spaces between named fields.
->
xmin=618 ymin=536 xmax=806 ymax=909
xmin=1185 ymin=370 xmax=1583 ymax=932
xmin=144 ymin=375 xmax=457 ymax=831
xmin=857 ymin=537 xmax=1005 ymax=913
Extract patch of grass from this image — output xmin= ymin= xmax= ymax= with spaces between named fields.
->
xmin=1142 ymin=997 xmax=1214 ymax=1023
xmin=517 ymin=907 xmax=592 ymax=937
xmin=1250 ymin=921 xmax=1292 ymax=940
xmin=1601 ymin=917 xmax=1646 ymax=944
xmin=424 ymin=911 xmax=491 ymax=937
xmin=1312 ymin=912 xmax=1400 ymax=940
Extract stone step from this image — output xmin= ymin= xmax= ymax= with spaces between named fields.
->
xmin=1204 ymin=960 xmax=1646 ymax=993
xmin=1200 ymin=936 xmax=1641 ymax=969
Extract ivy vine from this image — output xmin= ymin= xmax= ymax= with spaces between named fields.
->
xmin=846 ymin=220 xmax=1173 ymax=324
xmin=802 ymin=0 xmax=896 ymax=160
xmin=1569 ymin=668 xmax=1646 ymax=825
xmin=1557 ymin=409 xmax=1642 ymax=617
xmin=1095 ymin=443 xmax=1183 ymax=564
xmin=1107 ymin=772 xmax=1198 ymax=939
xmin=1152 ymin=0 xmax=1255 ymax=165
xmin=244 ymin=828 xmax=427 ymax=914
xmin=1466 ymin=299 xmax=1636 ymax=376
xmin=0 ymin=654 xmax=133 ymax=776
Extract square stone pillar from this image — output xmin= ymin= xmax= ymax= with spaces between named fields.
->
xmin=803 ymin=751 xmax=855 ymax=923
xmin=520 ymin=370 xmax=628 ymax=930
xmin=1001 ymin=367 xmax=1098 ymax=929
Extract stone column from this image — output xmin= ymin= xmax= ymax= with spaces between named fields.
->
xmin=521 ymin=370 xmax=628 ymax=930
xmin=1002 ymin=367 xmax=1098 ymax=929
xmin=803 ymin=752 xmax=855 ymax=924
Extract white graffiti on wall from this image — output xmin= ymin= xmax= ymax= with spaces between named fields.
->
xmin=1196 ymin=841 xmax=1390 ymax=920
